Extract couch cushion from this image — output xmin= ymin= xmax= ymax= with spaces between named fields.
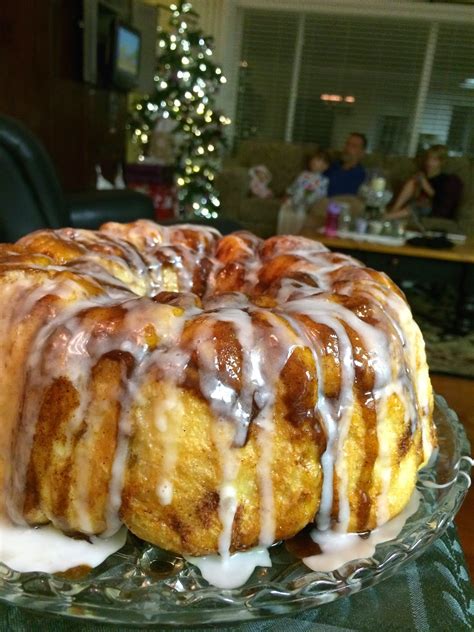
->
xmin=238 ymin=197 xmax=281 ymax=238
xmin=440 ymin=157 xmax=470 ymax=214
xmin=457 ymin=161 xmax=474 ymax=233
xmin=215 ymin=166 xmax=249 ymax=219
xmin=234 ymin=140 xmax=319 ymax=197
xmin=239 ymin=196 xmax=281 ymax=223
xmin=377 ymin=156 xmax=417 ymax=194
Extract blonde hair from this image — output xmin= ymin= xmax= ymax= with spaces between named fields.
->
xmin=426 ymin=144 xmax=448 ymax=164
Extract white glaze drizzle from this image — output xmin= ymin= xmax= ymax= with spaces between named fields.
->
xmin=103 ymin=303 xmax=189 ymax=534
xmin=209 ymin=308 xmax=294 ymax=546
xmin=153 ymin=386 xmax=182 ymax=506
xmin=339 ymin=279 xmax=432 ymax=527
xmin=0 ymin=220 xmax=434 ymax=576
xmin=303 ymin=489 xmax=420 ymax=572
xmin=0 ymin=518 xmax=127 ymax=574
xmin=185 ymin=546 xmax=272 ymax=589
xmin=196 ymin=318 xmax=241 ymax=558
xmin=255 ymin=407 xmax=276 ymax=546
xmin=282 ymin=301 xmax=356 ymax=532
xmin=7 ymin=291 xmax=111 ymax=525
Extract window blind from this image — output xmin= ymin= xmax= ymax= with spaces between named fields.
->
xmin=420 ymin=23 xmax=474 ymax=156
xmin=235 ymin=10 xmax=298 ymax=141
xmin=235 ymin=8 xmax=474 ymax=157
xmin=293 ymin=14 xmax=428 ymax=153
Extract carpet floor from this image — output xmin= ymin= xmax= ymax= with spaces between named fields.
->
xmin=403 ymin=284 xmax=474 ymax=379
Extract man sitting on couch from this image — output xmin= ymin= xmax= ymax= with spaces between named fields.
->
xmin=326 ymin=133 xmax=367 ymax=196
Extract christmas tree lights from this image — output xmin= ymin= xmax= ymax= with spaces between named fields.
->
xmin=128 ymin=1 xmax=230 ymax=219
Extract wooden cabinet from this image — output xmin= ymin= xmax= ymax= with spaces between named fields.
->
xmin=0 ymin=1 xmax=128 ymax=191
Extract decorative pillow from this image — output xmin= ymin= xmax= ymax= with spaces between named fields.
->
xmin=248 ymin=165 xmax=273 ymax=198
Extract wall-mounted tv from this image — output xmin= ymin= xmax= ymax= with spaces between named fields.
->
xmin=111 ymin=22 xmax=141 ymax=91
xmin=82 ymin=0 xmax=143 ymax=92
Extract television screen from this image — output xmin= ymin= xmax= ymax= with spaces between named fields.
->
xmin=116 ymin=25 xmax=140 ymax=76
xmin=112 ymin=22 xmax=141 ymax=90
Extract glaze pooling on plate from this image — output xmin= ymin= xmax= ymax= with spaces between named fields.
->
xmin=0 ymin=221 xmax=435 ymax=570
xmin=0 ymin=521 xmax=127 ymax=574
xmin=185 ymin=546 xmax=272 ymax=589
xmin=0 ymin=396 xmax=470 ymax=625
xmin=303 ymin=489 xmax=421 ymax=573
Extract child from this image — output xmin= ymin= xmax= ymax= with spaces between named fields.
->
xmin=278 ymin=150 xmax=330 ymax=234
xmin=287 ymin=150 xmax=330 ymax=211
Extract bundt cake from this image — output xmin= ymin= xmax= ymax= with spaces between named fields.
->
xmin=0 ymin=220 xmax=435 ymax=559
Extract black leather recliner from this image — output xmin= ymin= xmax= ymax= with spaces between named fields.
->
xmin=0 ymin=115 xmax=155 ymax=242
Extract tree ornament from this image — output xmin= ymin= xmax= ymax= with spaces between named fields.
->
xmin=127 ymin=0 xmax=230 ymax=219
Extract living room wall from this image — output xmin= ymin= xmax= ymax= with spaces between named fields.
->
xmin=0 ymin=0 xmax=128 ymax=191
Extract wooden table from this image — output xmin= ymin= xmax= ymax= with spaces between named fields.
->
xmin=305 ymin=232 xmax=474 ymax=333
xmin=309 ymin=233 xmax=474 ymax=264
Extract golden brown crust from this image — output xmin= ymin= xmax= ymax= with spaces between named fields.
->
xmin=121 ymin=381 xmax=322 ymax=555
xmin=0 ymin=221 xmax=435 ymax=555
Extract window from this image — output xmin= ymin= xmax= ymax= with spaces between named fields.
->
xmin=375 ymin=116 xmax=410 ymax=155
xmin=235 ymin=8 xmax=474 ymax=156
xmin=235 ymin=10 xmax=298 ymax=140
xmin=447 ymin=108 xmax=474 ymax=155
xmin=420 ymin=23 xmax=474 ymax=156
xmin=293 ymin=14 xmax=427 ymax=153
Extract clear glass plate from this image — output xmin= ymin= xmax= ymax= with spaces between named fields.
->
xmin=0 ymin=394 xmax=471 ymax=627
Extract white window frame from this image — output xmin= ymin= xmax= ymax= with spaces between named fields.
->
xmin=212 ymin=0 xmax=474 ymax=154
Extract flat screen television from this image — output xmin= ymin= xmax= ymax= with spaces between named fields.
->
xmin=111 ymin=22 xmax=141 ymax=91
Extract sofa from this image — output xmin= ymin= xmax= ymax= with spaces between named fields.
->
xmin=215 ymin=140 xmax=474 ymax=238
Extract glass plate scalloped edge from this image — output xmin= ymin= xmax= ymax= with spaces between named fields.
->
xmin=0 ymin=394 xmax=471 ymax=627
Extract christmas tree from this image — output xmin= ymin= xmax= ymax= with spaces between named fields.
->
xmin=128 ymin=1 xmax=231 ymax=219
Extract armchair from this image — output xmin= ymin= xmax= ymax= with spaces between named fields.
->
xmin=0 ymin=115 xmax=154 ymax=242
